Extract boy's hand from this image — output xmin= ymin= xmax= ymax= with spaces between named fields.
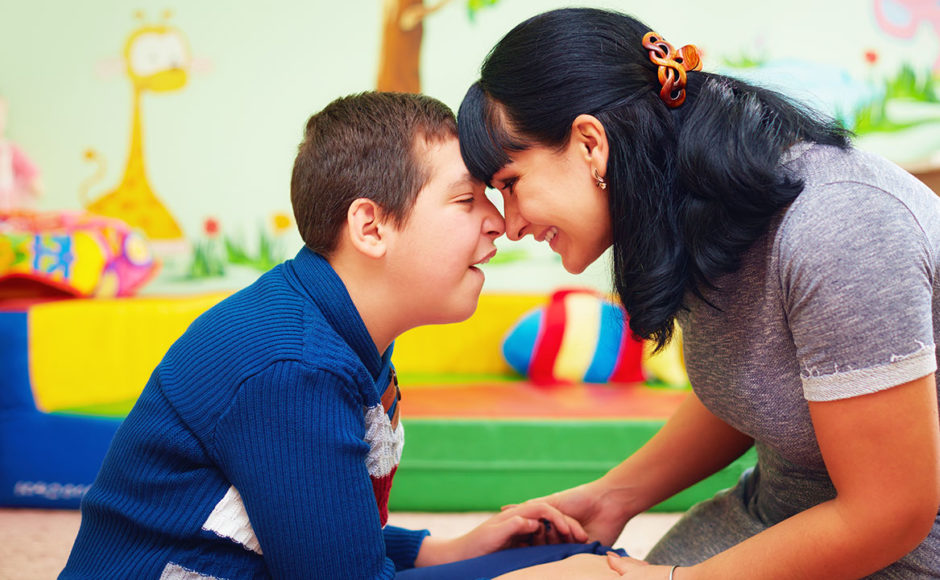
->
xmin=414 ymin=503 xmax=589 ymax=567
xmin=504 ymin=480 xmax=631 ymax=546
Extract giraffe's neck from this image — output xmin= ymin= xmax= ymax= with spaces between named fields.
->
xmin=118 ymin=87 xmax=152 ymax=194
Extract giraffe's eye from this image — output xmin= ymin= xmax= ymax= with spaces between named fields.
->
xmin=129 ymin=32 xmax=188 ymax=76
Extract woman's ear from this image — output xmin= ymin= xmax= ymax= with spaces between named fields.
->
xmin=570 ymin=114 xmax=609 ymax=177
xmin=345 ymin=198 xmax=388 ymax=259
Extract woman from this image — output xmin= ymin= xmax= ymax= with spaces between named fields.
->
xmin=460 ymin=8 xmax=940 ymax=579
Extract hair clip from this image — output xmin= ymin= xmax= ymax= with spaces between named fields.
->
xmin=642 ymin=31 xmax=702 ymax=108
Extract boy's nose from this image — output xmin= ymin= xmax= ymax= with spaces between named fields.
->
xmin=482 ymin=199 xmax=506 ymax=238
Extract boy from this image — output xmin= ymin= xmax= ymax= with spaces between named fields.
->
xmin=60 ymin=92 xmax=597 ymax=579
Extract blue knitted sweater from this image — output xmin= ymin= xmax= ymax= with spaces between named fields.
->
xmin=61 ymin=248 xmax=429 ymax=579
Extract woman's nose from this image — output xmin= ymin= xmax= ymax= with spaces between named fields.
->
xmin=503 ymin=207 xmax=527 ymax=241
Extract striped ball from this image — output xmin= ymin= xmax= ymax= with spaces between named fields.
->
xmin=502 ymin=289 xmax=644 ymax=385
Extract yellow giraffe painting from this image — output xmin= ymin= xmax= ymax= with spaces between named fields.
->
xmin=82 ymin=11 xmax=190 ymax=242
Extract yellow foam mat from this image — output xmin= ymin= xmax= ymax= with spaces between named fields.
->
xmin=29 ymin=293 xmax=230 ymax=412
xmin=29 ymin=292 xmax=638 ymax=411
xmin=392 ymin=293 xmax=544 ymax=375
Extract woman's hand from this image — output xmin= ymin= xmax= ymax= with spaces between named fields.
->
xmin=511 ymin=394 xmax=755 ymax=547
xmin=414 ymin=502 xmax=589 ymax=567
xmin=507 ymin=479 xmax=633 ymax=546
xmin=605 ymin=553 xmax=678 ymax=578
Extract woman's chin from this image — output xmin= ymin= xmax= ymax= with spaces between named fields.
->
xmin=560 ymin=249 xmax=606 ymax=275
xmin=560 ymin=256 xmax=589 ymax=275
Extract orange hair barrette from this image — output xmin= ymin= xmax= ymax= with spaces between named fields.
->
xmin=642 ymin=31 xmax=702 ymax=108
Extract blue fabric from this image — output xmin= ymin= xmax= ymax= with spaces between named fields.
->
xmin=61 ymin=248 xmax=427 ymax=579
xmin=0 ymin=411 xmax=121 ymax=508
xmin=396 ymin=542 xmax=627 ymax=579
xmin=0 ymin=309 xmax=124 ymax=508
xmin=0 ymin=311 xmax=34 ymax=411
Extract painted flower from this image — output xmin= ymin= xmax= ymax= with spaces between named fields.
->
xmin=864 ymin=50 xmax=878 ymax=65
xmin=204 ymin=217 xmax=220 ymax=237
xmin=272 ymin=212 xmax=292 ymax=235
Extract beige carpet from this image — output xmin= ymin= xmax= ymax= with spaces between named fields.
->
xmin=0 ymin=508 xmax=680 ymax=579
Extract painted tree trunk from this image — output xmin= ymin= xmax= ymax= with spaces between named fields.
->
xmin=377 ymin=0 xmax=423 ymax=93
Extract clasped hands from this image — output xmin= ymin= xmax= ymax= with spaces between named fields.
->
xmin=492 ymin=483 xmax=679 ymax=578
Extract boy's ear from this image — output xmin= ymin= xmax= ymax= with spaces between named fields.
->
xmin=570 ymin=114 xmax=609 ymax=175
xmin=346 ymin=198 xmax=389 ymax=259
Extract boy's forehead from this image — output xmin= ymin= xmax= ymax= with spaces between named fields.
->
xmin=422 ymin=136 xmax=479 ymax=187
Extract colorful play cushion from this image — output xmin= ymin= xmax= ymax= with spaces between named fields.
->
xmin=0 ymin=210 xmax=158 ymax=299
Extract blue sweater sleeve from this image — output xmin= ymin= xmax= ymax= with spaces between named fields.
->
xmin=383 ymin=525 xmax=430 ymax=571
xmin=212 ymin=361 xmax=402 ymax=579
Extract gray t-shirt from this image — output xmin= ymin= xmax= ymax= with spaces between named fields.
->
xmin=647 ymin=144 xmax=940 ymax=577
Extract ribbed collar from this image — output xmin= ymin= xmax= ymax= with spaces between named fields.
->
xmin=284 ymin=247 xmax=392 ymax=383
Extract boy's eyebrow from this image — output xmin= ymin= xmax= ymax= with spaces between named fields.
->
xmin=448 ymin=174 xmax=481 ymax=191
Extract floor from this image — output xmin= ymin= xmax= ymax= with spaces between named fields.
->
xmin=0 ymin=508 xmax=681 ymax=579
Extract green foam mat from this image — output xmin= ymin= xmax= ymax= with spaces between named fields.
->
xmin=390 ymin=418 xmax=756 ymax=512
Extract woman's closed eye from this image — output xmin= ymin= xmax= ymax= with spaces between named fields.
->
xmin=501 ymin=177 xmax=518 ymax=195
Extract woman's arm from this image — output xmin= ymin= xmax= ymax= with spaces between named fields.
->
xmin=534 ymin=392 xmax=754 ymax=545
xmin=610 ymin=374 xmax=940 ymax=579
xmin=698 ymin=374 xmax=939 ymax=578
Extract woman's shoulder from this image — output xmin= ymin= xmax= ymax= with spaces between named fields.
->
xmin=777 ymin=144 xmax=940 ymax=253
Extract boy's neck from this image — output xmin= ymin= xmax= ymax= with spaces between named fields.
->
xmin=327 ymin=254 xmax=404 ymax=356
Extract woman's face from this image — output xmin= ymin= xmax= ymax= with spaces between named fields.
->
xmin=491 ymin=137 xmax=613 ymax=274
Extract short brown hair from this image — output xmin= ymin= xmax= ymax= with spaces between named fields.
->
xmin=291 ymin=92 xmax=457 ymax=255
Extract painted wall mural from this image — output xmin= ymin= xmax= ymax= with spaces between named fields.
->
xmin=875 ymin=0 xmax=940 ymax=72
xmin=0 ymin=0 xmax=937 ymax=295
xmin=377 ymin=0 xmax=499 ymax=92
xmin=684 ymin=0 xmax=939 ymax=210
xmin=80 ymin=11 xmax=191 ymax=244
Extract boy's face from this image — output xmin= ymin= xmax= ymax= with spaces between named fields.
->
xmin=384 ymin=135 xmax=504 ymax=325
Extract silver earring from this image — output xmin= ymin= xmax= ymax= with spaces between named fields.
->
xmin=593 ymin=168 xmax=607 ymax=190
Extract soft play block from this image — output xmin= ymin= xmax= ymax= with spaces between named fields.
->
xmin=0 ymin=309 xmax=124 ymax=507
xmin=29 ymin=293 xmax=228 ymax=412
xmin=391 ymin=418 xmax=756 ymax=512
xmin=0 ymin=210 xmax=159 ymax=299
xmin=0 ymin=291 xmax=752 ymax=512
xmin=388 ymin=381 xmax=755 ymax=512
xmin=0 ymin=293 xmax=228 ymax=508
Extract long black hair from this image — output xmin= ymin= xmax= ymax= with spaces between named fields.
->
xmin=458 ymin=7 xmax=850 ymax=349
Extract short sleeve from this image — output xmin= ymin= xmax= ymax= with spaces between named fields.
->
xmin=779 ymin=184 xmax=937 ymax=402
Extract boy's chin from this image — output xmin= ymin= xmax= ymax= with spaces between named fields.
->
xmin=432 ymin=292 xmax=483 ymax=326
xmin=443 ymin=299 xmax=481 ymax=325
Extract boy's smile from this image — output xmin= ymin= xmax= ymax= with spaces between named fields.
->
xmin=470 ymin=248 xmax=498 ymax=271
